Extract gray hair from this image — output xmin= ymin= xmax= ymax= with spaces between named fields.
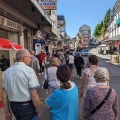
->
xmin=16 ymin=49 xmax=29 ymax=61
xmin=95 ymin=67 xmax=109 ymax=82
xmin=30 ymin=50 xmax=35 ymax=55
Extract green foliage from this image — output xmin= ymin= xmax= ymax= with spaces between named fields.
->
xmin=94 ymin=9 xmax=111 ymax=39
xmin=94 ymin=22 xmax=103 ymax=37
xmin=103 ymin=9 xmax=111 ymax=30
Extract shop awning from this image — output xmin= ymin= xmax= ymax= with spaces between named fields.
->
xmin=3 ymin=0 xmax=52 ymax=28
xmin=0 ymin=38 xmax=23 ymax=50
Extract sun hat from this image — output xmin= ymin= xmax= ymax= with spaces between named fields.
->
xmin=95 ymin=67 xmax=109 ymax=81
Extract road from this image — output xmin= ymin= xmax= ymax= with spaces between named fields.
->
xmin=0 ymin=55 xmax=120 ymax=120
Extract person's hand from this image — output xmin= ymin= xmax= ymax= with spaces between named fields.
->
xmin=80 ymin=90 xmax=83 ymax=98
xmin=37 ymin=112 xmax=42 ymax=119
xmin=5 ymin=112 xmax=12 ymax=120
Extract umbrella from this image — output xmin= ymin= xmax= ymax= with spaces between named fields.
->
xmin=0 ymin=38 xmax=23 ymax=50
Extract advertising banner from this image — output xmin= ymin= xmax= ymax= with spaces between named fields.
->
xmin=39 ymin=0 xmax=57 ymax=10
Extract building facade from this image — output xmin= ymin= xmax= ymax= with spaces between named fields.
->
xmin=108 ymin=0 xmax=120 ymax=51
xmin=0 ymin=0 xmax=60 ymax=65
xmin=79 ymin=24 xmax=91 ymax=48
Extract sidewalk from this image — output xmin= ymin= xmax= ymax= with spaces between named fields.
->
xmin=96 ymin=54 xmax=120 ymax=67
xmin=0 ymin=68 xmax=84 ymax=120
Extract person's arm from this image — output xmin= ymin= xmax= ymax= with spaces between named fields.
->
xmin=82 ymin=90 xmax=91 ymax=118
xmin=2 ymin=90 xmax=12 ymax=120
xmin=36 ymin=59 xmax=40 ymax=72
xmin=80 ymin=73 xmax=88 ymax=98
xmin=30 ymin=89 xmax=42 ymax=119
xmin=113 ymin=91 xmax=119 ymax=120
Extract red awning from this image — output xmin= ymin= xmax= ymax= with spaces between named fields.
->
xmin=0 ymin=38 xmax=23 ymax=50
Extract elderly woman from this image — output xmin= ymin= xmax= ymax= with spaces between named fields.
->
xmin=82 ymin=67 xmax=119 ymax=120
xmin=46 ymin=65 xmax=78 ymax=120
xmin=80 ymin=55 xmax=98 ymax=98
xmin=44 ymin=58 xmax=60 ymax=95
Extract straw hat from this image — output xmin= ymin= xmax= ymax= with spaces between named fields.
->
xmin=95 ymin=67 xmax=109 ymax=82
xmin=50 ymin=58 xmax=59 ymax=66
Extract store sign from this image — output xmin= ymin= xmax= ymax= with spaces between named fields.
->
xmin=39 ymin=0 xmax=57 ymax=10
xmin=0 ymin=15 xmax=23 ymax=31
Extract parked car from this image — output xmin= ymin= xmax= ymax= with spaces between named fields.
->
xmin=81 ymin=49 xmax=90 ymax=56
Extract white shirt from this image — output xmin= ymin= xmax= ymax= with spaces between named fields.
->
xmin=44 ymin=66 xmax=60 ymax=88
xmin=68 ymin=55 xmax=74 ymax=64
xmin=2 ymin=62 xmax=40 ymax=102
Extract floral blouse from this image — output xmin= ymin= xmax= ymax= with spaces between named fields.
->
xmin=82 ymin=87 xmax=119 ymax=120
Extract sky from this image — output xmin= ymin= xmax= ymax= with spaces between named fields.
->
xmin=57 ymin=0 xmax=117 ymax=38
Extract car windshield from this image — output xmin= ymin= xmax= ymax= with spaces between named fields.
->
xmin=82 ymin=49 xmax=89 ymax=52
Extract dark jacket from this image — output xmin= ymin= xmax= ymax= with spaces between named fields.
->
xmin=75 ymin=57 xmax=84 ymax=68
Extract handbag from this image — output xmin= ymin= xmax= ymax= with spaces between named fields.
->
xmin=86 ymin=88 xmax=112 ymax=119
xmin=81 ymin=64 xmax=84 ymax=69
xmin=43 ymin=69 xmax=48 ymax=89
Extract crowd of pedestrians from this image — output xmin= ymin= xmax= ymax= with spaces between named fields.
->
xmin=1 ymin=48 xmax=119 ymax=120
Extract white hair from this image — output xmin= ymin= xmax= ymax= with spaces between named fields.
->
xmin=16 ymin=49 xmax=29 ymax=61
xmin=95 ymin=67 xmax=109 ymax=82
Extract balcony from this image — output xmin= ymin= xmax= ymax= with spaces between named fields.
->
xmin=116 ymin=18 xmax=120 ymax=26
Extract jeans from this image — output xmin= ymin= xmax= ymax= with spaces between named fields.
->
xmin=10 ymin=101 xmax=36 ymax=120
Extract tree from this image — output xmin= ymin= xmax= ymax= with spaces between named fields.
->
xmin=104 ymin=9 xmax=111 ymax=30
xmin=93 ymin=22 xmax=103 ymax=37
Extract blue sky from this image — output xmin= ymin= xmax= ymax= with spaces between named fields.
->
xmin=57 ymin=0 xmax=117 ymax=38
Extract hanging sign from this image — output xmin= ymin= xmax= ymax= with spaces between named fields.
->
xmin=39 ymin=0 xmax=57 ymax=10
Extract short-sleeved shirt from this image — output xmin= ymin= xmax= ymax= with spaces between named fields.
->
xmin=2 ymin=62 xmax=40 ymax=102
xmin=46 ymin=81 xmax=78 ymax=120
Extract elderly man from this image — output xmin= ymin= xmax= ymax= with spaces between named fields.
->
xmin=2 ymin=49 xmax=42 ymax=120
xmin=30 ymin=50 xmax=40 ymax=74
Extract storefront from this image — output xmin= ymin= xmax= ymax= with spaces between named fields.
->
xmin=0 ymin=15 xmax=24 ymax=65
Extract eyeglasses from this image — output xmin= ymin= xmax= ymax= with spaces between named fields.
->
xmin=24 ymin=56 xmax=32 ymax=59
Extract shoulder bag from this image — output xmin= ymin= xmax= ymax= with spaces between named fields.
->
xmin=86 ymin=88 xmax=112 ymax=119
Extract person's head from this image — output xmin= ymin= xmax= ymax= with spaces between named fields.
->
xmin=66 ymin=51 xmax=70 ymax=54
xmin=41 ymin=50 xmax=44 ymax=54
xmin=16 ymin=49 xmax=31 ymax=66
xmin=78 ymin=53 xmax=82 ymax=57
xmin=50 ymin=58 xmax=58 ymax=66
xmin=70 ymin=52 xmax=73 ymax=55
xmin=95 ymin=67 xmax=109 ymax=82
xmin=30 ymin=50 xmax=35 ymax=55
xmin=1 ymin=55 xmax=5 ymax=59
xmin=88 ymin=55 xmax=98 ymax=66
xmin=54 ymin=54 xmax=58 ymax=58
xmin=57 ymin=65 xmax=72 ymax=89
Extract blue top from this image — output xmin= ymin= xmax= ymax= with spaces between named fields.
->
xmin=46 ymin=82 xmax=78 ymax=120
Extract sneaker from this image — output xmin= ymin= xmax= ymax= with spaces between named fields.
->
xmin=38 ymin=73 xmax=41 ymax=75
xmin=42 ymin=72 xmax=44 ymax=74
xmin=79 ymin=77 xmax=81 ymax=79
